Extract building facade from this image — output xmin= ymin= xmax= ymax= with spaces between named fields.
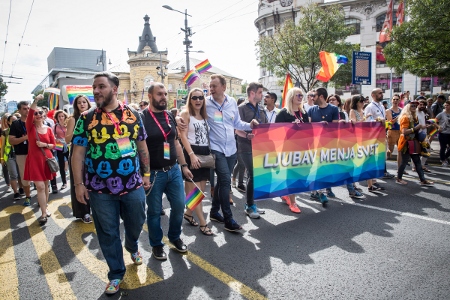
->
xmin=255 ymin=0 xmax=449 ymax=100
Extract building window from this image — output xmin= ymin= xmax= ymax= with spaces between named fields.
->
xmin=345 ymin=18 xmax=361 ymax=35
xmin=376 ymin=12 xmax=398 ymax=32
xmin=376 ymin=73 xmax=402 ymax=92
xmin=267 ymin=29 xmax=273 ymax=36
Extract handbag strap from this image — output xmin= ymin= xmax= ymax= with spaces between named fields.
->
xmin=35 ymin=128 xmax=50 ymax=159
xmin=203 ymin=119 xmax=212 ymax=153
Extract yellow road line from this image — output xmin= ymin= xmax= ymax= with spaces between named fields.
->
xmin=0 ymin=206 xmax=22 ymax=300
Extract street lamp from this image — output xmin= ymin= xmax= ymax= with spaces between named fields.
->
xmin=156 ymin=50 xmax=168 ymax=84
xmin=163 ymin=5 xmax=193 ymax=89
xmin=96 ymin=49 xmax=111 ymax=71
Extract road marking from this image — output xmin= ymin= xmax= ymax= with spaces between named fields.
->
xmin=162 ymin=236 xmax=268 ymax=300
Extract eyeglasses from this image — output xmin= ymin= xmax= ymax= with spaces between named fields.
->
xmin=191 ymin=96 xmax=205 ymax=101
xmin=308 ymin=94 xmax=314 ymax=97
xmin=34 ymin=111 xmax=44 ymax=116
xmin=329 ymin=98 xmax=337 ymax=102
xmin=295 ymin=94 xmax=303 ymax=99
xmin=410 ymin=104 xmax=418 ymax=107
xmin=392 ymin=98 xmax=399 ymax=100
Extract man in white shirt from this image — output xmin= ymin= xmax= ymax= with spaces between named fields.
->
xmin=303 ymin=90 xmax=315 ymax=112
xmin=263 ymin=92 xmax=280 ymax=123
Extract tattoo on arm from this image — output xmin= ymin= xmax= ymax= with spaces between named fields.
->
xmin=139 ymin=150 xmax=150 ymax=173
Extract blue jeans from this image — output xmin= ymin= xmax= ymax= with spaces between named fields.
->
xmin=89 ymin=187 xmax=146 ymax=281
xmin=240 ymin=152 xmax=254 ymax=206
xmin=211 ymin=150 xmax=236 ymax=221
xmin=146 ymin=164 xmax=185 ymax=247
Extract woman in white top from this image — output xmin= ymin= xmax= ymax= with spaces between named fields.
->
xmin=180 ymin=88 xmax=213 ymax=236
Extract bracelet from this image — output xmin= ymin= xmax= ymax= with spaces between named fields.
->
xmin=74 ymin=182 xmax=84 ymax=186
xmin=188 ymin=151 xmax=194 ymax=156
xmin=181 ymin=164 xmax=188 ymax=168
xmin=143 ymin=173 xmax=151 ymax=177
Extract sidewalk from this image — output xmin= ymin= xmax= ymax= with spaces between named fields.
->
xmin=389 ymin=140 xmax=442 ymax=165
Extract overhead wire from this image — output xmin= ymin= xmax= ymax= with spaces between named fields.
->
xmin=1 ymin=0 xmax=13 ymax=75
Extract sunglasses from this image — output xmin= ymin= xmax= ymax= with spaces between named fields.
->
xmin=191 ymin=96 xmax=205 ymax=101
xmin=34 ymin=111 xmax=44 ymax=116
xmin=392 ymin=98 xmax=399 ymax=100
xmin=410 ymin=104 xmax=418 ymax=107
xmin=295 ymin=94 xmax=303 ymax=98
xmin=308 ymin=94 xmax=314 ymax=97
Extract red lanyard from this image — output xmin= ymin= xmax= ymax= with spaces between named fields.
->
xmin=294 ymin=110 xmax=304 ymax=122
xmin=148 ymin=109 xmax=171 ymax=142
xmin=102 ymin=104 xmax=125 ymax=135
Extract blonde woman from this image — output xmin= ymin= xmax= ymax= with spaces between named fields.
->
xmin=179 ymin=88 xmax=213 ymax=235
xmin=274 ymin=87 xmax=308 ymax=213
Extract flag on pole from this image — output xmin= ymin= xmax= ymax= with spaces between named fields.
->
xmin=141 ymin=88 xmax=145 ymax=101
xmin=183 ymin=70 xmax=200 ymax=86
xmin=195 ymin=59 xmax=212 ymax=74
xmin=316 ymin=51 xmax=348 ymax=82
xmin=379 ymin=0 xmax=394 ymax=43
xmin=123 ymin=89 xmax=128 ymax=104
xmin=185 ymin=186 xmax=205 ymax=210
xmin=48 ymin=93 xmax=59 ymax=110
xmin=281 ymin=73 xmax=293 ymax=108
xmin=396 ymin=0 xmax=405 ymax=26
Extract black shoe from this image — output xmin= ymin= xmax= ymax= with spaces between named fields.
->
xmin=373 ymin=183 xmax=385 ymax=190
xmin=13 ymin=193 xmax=21 ymax=201
xmin=210 ymin=213 xmax=224 ymax=223
xmin=170 ymin=239 xmax=188 ymax=253
xmin=19 ymin=188 xmax=25 ymax=195
xmin=224 ymin=219 xmax=242 ymax=232
xmin=152 ymin=246 xmax=167 ymax=260
xmin=236 ymin=184 xmax=246 ymax=193
xmin=382 ymin=172 xmax=394 ymax=179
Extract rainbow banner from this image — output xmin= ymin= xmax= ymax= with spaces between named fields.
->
xmin=195 ymin=59 xmax=212 ymax=74
xmin=65 ymin=85 xmax=94 ymax=104
xmin=316 ymin=51 xmax=348 ymax=82
xmin=252 ymin=122 xmax=386 ymax=200
xmin=185 ymin=186 xmax=205 ymax=210
xmin=183 ymin=70 xmax=200 ymax=86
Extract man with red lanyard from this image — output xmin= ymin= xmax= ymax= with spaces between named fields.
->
xmin=72 ymin=72 xmax=151 ymax=295
xmin=142 ymin=82 xmax=193 ymax=260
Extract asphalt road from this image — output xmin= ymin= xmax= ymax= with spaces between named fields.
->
xmin=1 ymin=160 xmax=449 ymax=300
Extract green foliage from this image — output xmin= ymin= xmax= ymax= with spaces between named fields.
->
xmin=0 ymin=77 xmax=8 ymax=98
xmin=256 ymin=3 xmax=354 ymax=92
xmin=33 ymin=90 xmax=49 ymax=107
xmin=241 ymin=81 xmax=248 ymax=94
xmin=383 ymin=0 xmax=450 ymax=80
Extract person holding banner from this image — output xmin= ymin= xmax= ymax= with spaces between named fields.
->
xmin=179 ymin=88 xmax=214 ymax=236
xmin=53 ymin=110 xmax=70 ymax=190
xmin=275 ymin=87 xmax=309 ymax=213
xmin=236 ymin=82 xmax=268 ymax=219
xmin=396 ymin=100 xmax=434 ymax=186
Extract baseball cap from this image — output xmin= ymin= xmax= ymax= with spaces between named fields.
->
xmin=416 ymin=96 xmax=425 ymax=100
xmin=265 ymin=92 xmax=277 ymax=101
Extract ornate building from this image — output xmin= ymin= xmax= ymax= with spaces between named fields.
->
xmin=256 ymin=0 xmax=448 ymax=100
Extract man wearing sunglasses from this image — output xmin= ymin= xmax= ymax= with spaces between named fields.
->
xmin=303 ymin=91 xmax=315 ymax=112
xmin=139 ymin=100 xmax=149 ymax=112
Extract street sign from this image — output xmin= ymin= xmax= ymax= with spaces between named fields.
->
xmin=352 ymin=51 xmax=372 ymax=85
xmin=7 ymin=101 xmax=17 ymax=113
xmin=177 ymin=89 xmax=188 ymax=97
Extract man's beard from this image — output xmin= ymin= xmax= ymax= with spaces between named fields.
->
xmin=419 ymin=106 xmax=426 ymax=111
xmin=97 ymin=90 xmax=114 ymax=108
xmin=152 ymin=98 xmax=167 ymax=111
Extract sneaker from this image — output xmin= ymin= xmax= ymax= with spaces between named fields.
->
xmin=60 ymin=184 xmax=67 ymax=190
xmin=19 ymin=187 xmax=24 ymax=195
xmin=210 ymin=212 xmax=224 ymax=224
xmin=52 ymin=188 xmax=58 ymax=194
xmin=224 ymin=219 xmax=242 ymax=232
xmin=368 ymin=185 xmax=381 ymax=192
xmin=236 ymin=184 xmax=246 ymax=193
xmin=289 ymin=203 xmax=301 ymax=213
xmin=354 ymin=186 xmax=363 ymax=192
xmin=382 ymin=172 xmax=395 ymax=179
xmin=349 ymin=191 xmax=365 ymax=199
xmin=13 ymin=193 xmax=21 ymax=201
xmin=310 ymin=192 xmax=319 ymax=200
xmin=442 ymin=161 xmax=449 ymax=167
xmin=23 ymin=197 xmax=31 ymax=206
xmin=105 ymin=279 xmax=121 ymax=295
xmin=170 ymin=239 xmax=188 ymax=253
xmin=256 ymin=206 xmax=265 ymax=214
xmin=152 ymin=246 xmax=167 ymax=261
xmin=130 ymin=251 xmax=143 ymax=265
xmin=373 ymin=183 xmax=385 ymax=190
xmin=281 ymin=196 xmax=291 ymax=206
xmin=327 ymin=190 xmax=336 ymax=198
xmin=82 ymin=214 xmax=92 ymax=224
xmin=319 ymin=193 xmax=328 ymax=204
xmin=245 ymin=204 xmax=260 ymax=219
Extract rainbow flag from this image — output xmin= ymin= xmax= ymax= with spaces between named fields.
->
xmin=281 ymin=73 xmax=293 ymax=108
xmin=252 ymin=122 xmax=385 ymax=200
xmin=195 ymin=59 xmax=212 ymax=74
xmin=123 ymin=89 xmax=128 ymax=104
xmin=185 ymin=186 xmax=205 ymax=210
xmin=183 ymin=70 xmax=200 ymax=86
xmin=427 ymin=118 xmax=439 ymax=137
xmin=48 ymin=93 xmax=60 ymax=110
xmin=66 ymin=85 xmax=94 ymax=104
xmin=316 ymin=51 xmax=348 ymax=82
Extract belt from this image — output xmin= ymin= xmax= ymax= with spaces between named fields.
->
xmin=151 ymin=163 xmax=176 ymax=172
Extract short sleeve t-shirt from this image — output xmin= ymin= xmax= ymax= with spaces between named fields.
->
xmin=8 ymin=119 xmax=28 ymax=155
xmin=308 ymin=104 xmax=339 ymax=123
xmin=72 ymin=105 xmax=147 ymax=195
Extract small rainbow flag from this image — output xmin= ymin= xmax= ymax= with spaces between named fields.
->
xmin=195 ymin=59 xmax=212 ymax=74
xmin=66 ymin=85 xmax=94 ymax=104
xmin=123 ymin=89 xmax=128 ymax=104
xmin=185 ymin=186 xmax=205 ymax=210
xmin=48 ymin=93 xmax=60 ymax=110
xmin=316 ymin=51 xmax=348 ymax=82
xmin=281 ymin=73 xmax=293 ymax=108
xmin=183 ymin=70 xmax=200 ymax=86
xmin=385 ymin=120 xmax=392 ymax=130
xmin=427 ymin=118 xmax=439 ymax=137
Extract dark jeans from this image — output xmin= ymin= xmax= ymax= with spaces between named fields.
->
xmin=2 ymin=163 xmax=9 ymax=185
xmin=56 ymin=150 xmax=69 ymax=185
xmin=240 ymin=152 xmax=254 ymax=206
xmin=398 ymin=151 xmax=425 ymax=182
xmin=438 ymin=133 xmax=450 ymax=161
xmin=211 ymin=150 xmax=236 ymax=221
xmin=232 ymin=152 xmax=245 ymax=185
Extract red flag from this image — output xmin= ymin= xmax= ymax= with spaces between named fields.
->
xmin=281 ymin=74 xmax=293 ymax=108
xmin=379 ymin=0 xmax=394 ymax=43
xmin=396 ymin=0 xmax=405 ymax=26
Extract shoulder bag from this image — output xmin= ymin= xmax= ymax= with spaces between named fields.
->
xmin=196 ymin=120 xmax=215 ymax=169
xmin=35 ymin=129 xmax=60 ymax=173
xmin=407 ymin=119 xmax=422 ymax=155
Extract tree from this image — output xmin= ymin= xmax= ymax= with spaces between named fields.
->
xmin=33 ymin=90 xmax=48 ymax=107
xmin=256 ymin=3 xmax=354 ymax=92
xmin=383 ymin=0 xmax=450 ymax=80
xmin=0 ymin=77 xmax=8 ymax=98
